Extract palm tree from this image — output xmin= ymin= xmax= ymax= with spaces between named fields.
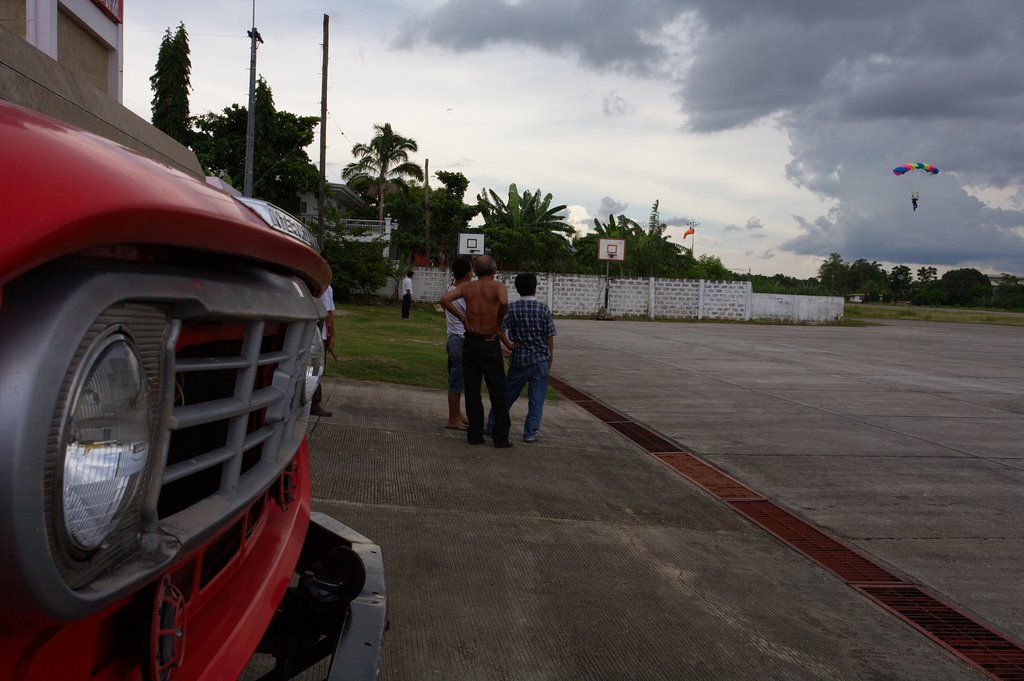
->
xmin=635 ymin=201 xmax=686 ymax=278
xmin=342 ymin=123 xmax=424 ymax=223
xmin=477 ymin=183 xmax=572 ymax=235
xmin=477 ymin=184 xmax=574 ymax=270
xmin=572 ymin=213 xmax=641 ymax=272
xmin=593 ymin=213 xmax=641 ymax=238
xmin=572 ymin=202 xmax=687 ymax=277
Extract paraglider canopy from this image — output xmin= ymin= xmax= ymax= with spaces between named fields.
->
xmin=893 ymin=163 xmax=939 ymax=176
xmin=894 ymin=163 xmax=937 ymax=212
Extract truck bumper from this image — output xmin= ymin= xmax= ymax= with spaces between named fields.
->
xmin=249 ymin=512 xmax=387 ymax=680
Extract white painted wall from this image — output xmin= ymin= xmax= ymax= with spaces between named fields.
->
xmin=378 ymin=267 xmax=844 ymax=324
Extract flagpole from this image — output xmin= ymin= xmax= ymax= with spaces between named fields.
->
xmin=684 ymin=220 xmax=699 ymax=258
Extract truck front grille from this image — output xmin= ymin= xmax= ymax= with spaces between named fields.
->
xmin=158 ymin=317 xmax=316 ymax=521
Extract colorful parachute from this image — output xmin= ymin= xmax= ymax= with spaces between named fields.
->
xmin=892 ymin=163 xmax=939 ymax=176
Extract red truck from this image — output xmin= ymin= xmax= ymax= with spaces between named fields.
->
xmin=0 ymin=100 xmax=385 ymax=680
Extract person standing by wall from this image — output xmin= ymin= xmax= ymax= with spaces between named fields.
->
xmin=311 ymin=282 xmax=335 ymax=417
xmin=487 ymin=273 xmax=555 ymax=442
xmin=444 ymin=257 xmax=473 ymax=430
xmin=401 ymin=269 xmax=414 ymax=318
xmin=440 ymin=255 xmax=512 ymax=448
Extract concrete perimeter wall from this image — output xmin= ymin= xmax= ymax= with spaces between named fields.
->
xmin=380 ymin=268 xmax=843 ymax=324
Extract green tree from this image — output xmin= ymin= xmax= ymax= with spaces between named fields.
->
xmin=477 ymin=183 xmax=573 ymax=270
xmin=818 ymin=253 xmax=849 ymax=294
xmin=190 ymin=78 xmax=319 ymax=213
xmin=377 ymin=171 xmax=478 ymax=265
xmin=322 ymin=206 xmax=392 ymax=302
xmin=688 ymin=254 xmax=733 ymax=281
xmin=911 ymin=282 xmax=947 ymax=306
xmin=994 ymin=274 xmax=1024 ymax=310
xmin=888 ymin=265 xmax=913 ymax=301
xmin=744 ymin=273 xmax=827 ymax=295
xmin=381 ymin=181 xmax=425 ymax=262
xmin=429 ymin=171 xmax=479 ymax=260
xmin=848 ymin=259 xmax=887 ymax=300
xmin=939 ymin=268 xmax=991 ymax=306
xmin=342 ymin=123 xmax=424 ymax=223
xmin=636 ymin=201 xmax=689 ymax=278
xmin=573 ymin=202 xmax=691 ymax=278
xmin=150 ymin=23 xmax=191 ymax=145
xmin=916 ymin=266 xmax=938 ymax=283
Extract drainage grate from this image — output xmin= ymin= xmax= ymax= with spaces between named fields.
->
xmin=858 ymin=585 xmax=1024 ymax=680
xmin=729 ymin=500 xmax=904 ymax=584
xmin=548 ymin=377 xmax=591 ymax=402
xmin=656 ymin=453 xmax=761 ymax=500
xmin=575 ymin=400 xmax=628 ymax=423
xmin=607 ymin=421 xmax=683 ymax=453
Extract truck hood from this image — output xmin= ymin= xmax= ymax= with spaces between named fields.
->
xmin=0 ymin=100 xmax=330 ymax=294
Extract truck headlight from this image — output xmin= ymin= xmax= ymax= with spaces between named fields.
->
xmin=304 ymin=329 xmax=325 ymax=404
xmin=61 ymin=333 xmax=151 ymax=552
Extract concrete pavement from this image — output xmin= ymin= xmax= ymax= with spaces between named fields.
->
xmin=551 ymin=318 xmax=1024 ymax=651
xmin=303 ymin=316 xmax=1023 ymax=680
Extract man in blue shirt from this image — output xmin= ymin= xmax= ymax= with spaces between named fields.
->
xmin=488 ymin=272 xmax=556 ymax=442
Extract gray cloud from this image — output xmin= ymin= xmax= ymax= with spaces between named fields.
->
xmin=602 ymin=91 xmax=632 ymax=117
xmin=395 ymin=0 xmax=681 ymax=76
xmin=663 ymin=216 xmax=698 ymax=227
xmin=746 ymin=217 xmax=764 ymax=230
xmin=406 ymin=0 xmax=1024 ymax=272
xmin=597 ymin=196 xmax=629 ymax=217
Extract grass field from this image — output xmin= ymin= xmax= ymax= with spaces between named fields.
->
xmin=325 ymin=302 xmax=559 ymax=400
xmin=326 ymin=303 xmax=450 ymax=389
xmin=845 ymin=303 xmax=1024 ymax=326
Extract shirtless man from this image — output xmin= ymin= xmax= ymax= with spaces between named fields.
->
xmin=440 ymin=255 xmax=512 ymax=447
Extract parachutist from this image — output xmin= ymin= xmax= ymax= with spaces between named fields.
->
xmin=893 ymin=165 xmax=936 ymax=213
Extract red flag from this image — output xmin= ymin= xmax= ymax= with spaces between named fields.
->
xmin=683 ymin=227 xmax=695 ymax=238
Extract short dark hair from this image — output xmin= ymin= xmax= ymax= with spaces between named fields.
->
xmin=406 ymin=269 xmax=414 ymax=277
xmin=515 ymin=272 xmax=537 ymax=296
xmin=451 ymin=256 xmax=471 ymax=280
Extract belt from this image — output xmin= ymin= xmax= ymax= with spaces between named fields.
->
xmin=463 ymin=331 xmax=498 ymax=340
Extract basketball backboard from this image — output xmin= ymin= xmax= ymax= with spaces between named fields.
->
xmin=458 ymin=233 xmax=485 ymax=255
xmin=598 ymin=238 xmax=626 ymax=261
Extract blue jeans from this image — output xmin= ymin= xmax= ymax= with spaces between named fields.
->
xmin=488 ymin=360 xmax=549 ymax=440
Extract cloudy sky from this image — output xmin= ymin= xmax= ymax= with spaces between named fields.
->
xmin=122 ymin=1 xmax=1024 ymax=278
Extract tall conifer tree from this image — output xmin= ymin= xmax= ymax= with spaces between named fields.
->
xmin=150 ymin=23 xmax=191 ymax=145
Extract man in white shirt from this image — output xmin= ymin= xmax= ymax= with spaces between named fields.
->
xmin=401 ymin=269 xmax=414 ymax=318
xmin=311 ymin=283 xmax=335 ymax=417
xmin=443 ymin=257 xmax=473 ymax=429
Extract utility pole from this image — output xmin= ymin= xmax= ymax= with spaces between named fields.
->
xmin=243 ymin=1 xmax=263 ymax=198
xmin=423 ymin=158 xmax=430 ymax=263
xmin=318 ymin=14 xmax=329 ymax=249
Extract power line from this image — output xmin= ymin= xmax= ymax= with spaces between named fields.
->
xmin=325 ymin=109 xmax=350 ymax=143
xmin=125 ymin=29 xmax=247 ymax=39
